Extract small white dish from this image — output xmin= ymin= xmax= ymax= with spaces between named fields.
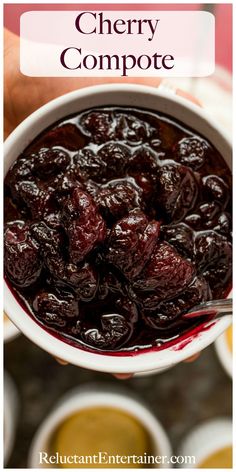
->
xmin=28 ymin=385 xmax=172 ymax=468
xmin=178 ymin=418 xmax=232 ymax=468
xmin=4 ymin=84 xmax=232 ymax=373
xmin=215 ymin=326 xmax=232 ymax=377
xmin=4 ymin=372 xmax=19 ymax=465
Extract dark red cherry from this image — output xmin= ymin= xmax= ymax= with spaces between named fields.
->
xmin=144 ymin=276 xmax=211 ymax=329
xmin=127 ymin=146 xmax=159 ymax=175
xmin=132 ymin=241 xmax=195 ymax=301
xmin=115 ymin=113 xmax=157 ymax=145
xmin=202 ymin=175 xmax=230 ymax=208
xmin=77 ymin=313 xmax=133 ymax=350
xmin=97 ymin=142 xmax=130 ymax=180
xmin=161 ymin=223 xmax=195 ymax=259
xmin=95 ymin=179 xmax=142 ymax=223
xmin=80 ymin=111 xmax=115 ymax=143
xmin=194 ymin=230 xmax=232 ymax=297
xmin=32 ymin=147 xmax=70 ymax=178
xmin=106 ymin=209 xmax=160 ymax=279
xmin=33 ymin=290 xmax=79 ymax=328
xmin=40 ymin=123 xmax=86 ymax=150
xmin=155 ymin=164 xmax=198 ymax=222
xmin=213 ymin=212 xmax=232 ymax=237
xmin=175 ymin=136 xmax=209 ymax=170
xmin=63 ymin=188 xmax=107 ymax=263
xmin=4 ymin=221 xmax=42 ymax=287
xmin=17 ymin=181 xmax=56 ymax=219
xmin=73 ymin=148 xmax=106 ymax=182
xmin=65 ymin=262 xmax=98 ymax=301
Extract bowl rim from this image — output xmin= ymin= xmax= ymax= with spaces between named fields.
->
xmin=4 ymin=83 xmax=232 ymax=373
xmin=28 ymin=385 xmax=172 ymax=468
xmin=4 ymin=83 xmax=232 ymax=160
xmin=178 ymin=418 xmax=232 ymax=468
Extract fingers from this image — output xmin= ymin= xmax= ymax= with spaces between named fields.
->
xmin=4 ymin=27 xmax=19 ymax=53
xmin=113 ymin=373 xmax=134 ymax=380
xmin=55 ymin=357 xmax=69 ymax=366
xmin=184 ymin=353 xmax=200 ymax=363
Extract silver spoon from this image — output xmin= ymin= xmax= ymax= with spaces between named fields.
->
xmin=183 ymin=298 xmax=232 ymax=320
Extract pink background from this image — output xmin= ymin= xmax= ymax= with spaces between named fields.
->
xmin=4 ymin=3 xmax=232 ymax=73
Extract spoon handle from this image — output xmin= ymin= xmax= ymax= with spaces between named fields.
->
xmin=183 ymin=298 xmax=232 ymax=320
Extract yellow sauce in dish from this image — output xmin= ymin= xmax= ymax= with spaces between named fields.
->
xmin=226 ymin=325 xmax=232 ymax=353
xmin=50 ymin=407 xmax=154 ymax=468
xmin=198 ymin=446 xmax=232 ymax=468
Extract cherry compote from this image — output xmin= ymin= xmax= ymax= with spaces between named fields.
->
xmin=4 ymin=107 xmax=232 ymax=352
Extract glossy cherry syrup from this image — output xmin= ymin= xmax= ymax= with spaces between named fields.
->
xmin=4 ymin=107 xmax=232 ymax=353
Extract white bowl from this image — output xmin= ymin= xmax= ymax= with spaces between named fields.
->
xmin=4 ymin=372 xmax=19 ymax=465
xmin=4 ymin=84 xmax=232 ymax=373
xmin=215 ymin=326 xmax=232 ymax=377
xmin=28 ymin=385 xmax=172 ymax=468
xmin=178 ymin=418 xmax=232 ymax=468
